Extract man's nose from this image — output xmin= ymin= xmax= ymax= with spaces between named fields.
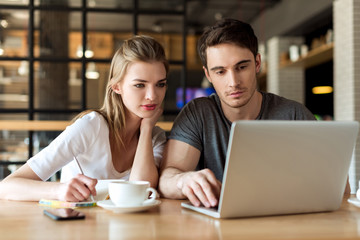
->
xmin=228 ymin=70 xmax=239 ymax=87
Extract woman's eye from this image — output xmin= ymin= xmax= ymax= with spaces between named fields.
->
xmin=134 ymin=84 xmax=145 ymax=88
xmin=157 ymin=82 xmax=167 ymax=88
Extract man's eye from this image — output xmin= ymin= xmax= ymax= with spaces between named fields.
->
xmin=237 ymin=65 xmax=247 ymax=70
xmin=134 ymin=84 xmax=145 ymax=88
xmin=215 ymin=70 xmax=225 ymax=75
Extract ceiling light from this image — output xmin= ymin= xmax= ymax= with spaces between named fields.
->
xmin=76 ymin=45 xmax=94 ymax=58
xmin=86 ymin=62 xmax=99 ymax=79
xmin=312 ymin=86 xmax=333 ymax=94
xmin=18 ymin=61 xmax=29 ymax=76
xmin=85 ymin=50 xmax=94 ymax=58
xmin=0 ymin=19 xmax=8 ymax=28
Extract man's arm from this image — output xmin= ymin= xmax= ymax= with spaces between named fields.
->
xmin=159 ymin=139 xmax=221 ymax=208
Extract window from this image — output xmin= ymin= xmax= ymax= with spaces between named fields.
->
xmin=0 ymin=0 xmax=190 ymax=166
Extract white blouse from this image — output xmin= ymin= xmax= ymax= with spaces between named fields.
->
xmin=27 ymin=111 xmax=167 ymax=182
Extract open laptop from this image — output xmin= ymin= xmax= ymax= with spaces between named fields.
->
xmin=181 ymin=120 xmax=359 ymax=218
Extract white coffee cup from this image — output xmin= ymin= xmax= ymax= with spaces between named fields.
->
xmin=95 ymin=179 xmax=125 ymax=201
xmin=108 ymin=181 xmax=157 ymax=207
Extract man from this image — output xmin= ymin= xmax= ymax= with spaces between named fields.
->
xmin=158 ymin=19 xmax=316 ymax=208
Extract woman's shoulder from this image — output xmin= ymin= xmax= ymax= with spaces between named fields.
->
xmin=70 ymin=111 xmax=109 ymax=133
xmin=152 ymin=125 xmax=166 ymax=137
xmin=77 ymin=111 xmax=106 ymax=124
xmin=151 ymin=125 xmax=167 ymax=143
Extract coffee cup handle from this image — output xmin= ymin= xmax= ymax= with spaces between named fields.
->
xmin=143 ymin=187 xmax=157 ymax=205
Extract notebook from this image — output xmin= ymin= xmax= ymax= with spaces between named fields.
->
xmin=181 ymin=120 xmax=359 ymax=218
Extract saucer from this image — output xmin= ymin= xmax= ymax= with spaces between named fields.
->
xmin=348 ymin=197 xmax=360 ymax=207
xmin=97 ymin=200 xmax=161 ymax=213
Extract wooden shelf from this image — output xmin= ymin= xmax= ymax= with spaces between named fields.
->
xmin=280 ymin=42 xmax=334 ymax=69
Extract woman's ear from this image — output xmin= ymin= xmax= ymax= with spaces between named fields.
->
xmin=111 ymin=80 xmax=122 ymax=94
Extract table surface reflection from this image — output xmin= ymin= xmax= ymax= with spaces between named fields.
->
xmin=1 ymin=197 xmax=360 ymax=240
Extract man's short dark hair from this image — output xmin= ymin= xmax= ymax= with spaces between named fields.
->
xmin=197 ymin=18 xmax=258 ymax=69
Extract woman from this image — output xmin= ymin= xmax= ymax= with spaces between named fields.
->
xmin=0 ymin=35 xmax=169 ymax=202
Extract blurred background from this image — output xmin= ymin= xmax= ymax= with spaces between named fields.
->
xmin=0 ymin=0 xmax=359 ymax=192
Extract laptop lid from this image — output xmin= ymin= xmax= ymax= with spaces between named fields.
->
xmin=182 ymin=120 xmax=359 ymax=219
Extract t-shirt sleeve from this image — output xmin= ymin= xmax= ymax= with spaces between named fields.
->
xmin=295 ymin=104 xmax=317 ymax=120
xmin=27 ymin=113 xmax=101 ymax=181
xmin=151 ymin=126 xmax=167 ymax=168
xmin=168 ymin=100 xmax=203 ymax=151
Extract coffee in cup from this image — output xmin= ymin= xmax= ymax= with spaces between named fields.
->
xmin=108 ymin=181 xmax=157 ymax=207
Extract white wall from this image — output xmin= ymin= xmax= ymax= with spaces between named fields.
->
xmin=333 ymin=0 xmax=360 ymax=193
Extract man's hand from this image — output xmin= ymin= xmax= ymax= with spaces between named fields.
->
xmin=177 ymin=169 xmax=221 ymax=208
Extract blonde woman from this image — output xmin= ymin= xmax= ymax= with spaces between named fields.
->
xmin=0 ymin=35 xmax=169 ymax=202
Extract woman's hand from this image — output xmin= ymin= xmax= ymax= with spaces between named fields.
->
xmin=57 ymin=174 xmax=97 ymax=202
xmin=140 ymin=106 xmax=163 ymax=131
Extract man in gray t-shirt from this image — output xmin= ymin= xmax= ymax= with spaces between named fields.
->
xmin=168 ymin=92 xmax=315 ymax=183
xmin=159 ymin=19 xmax=316 ymax=208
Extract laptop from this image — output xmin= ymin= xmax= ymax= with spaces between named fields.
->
xmin=181 ymin=120 xmax=359 ymax=218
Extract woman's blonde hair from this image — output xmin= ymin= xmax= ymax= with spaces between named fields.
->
xmin=75 ymin=35 xmax=169 ymax=147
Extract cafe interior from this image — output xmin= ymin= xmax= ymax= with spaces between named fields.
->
xmin=1 ymin=0 xmax=360 ymax=238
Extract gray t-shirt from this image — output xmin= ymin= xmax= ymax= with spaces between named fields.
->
xmin=168 ymin=92 xmax=316 ymax=181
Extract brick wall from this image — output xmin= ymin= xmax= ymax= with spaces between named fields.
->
xmin=267 ymin=37 xmax=305 ymax=104
xmin=334 ymin=0 xmax=360 ymax=193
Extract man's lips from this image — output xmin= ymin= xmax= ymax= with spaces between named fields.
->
xmin=228 ymin=90 xmax=245 ymax=97
xmin=141 ymin=104 xmax=156 ymax=110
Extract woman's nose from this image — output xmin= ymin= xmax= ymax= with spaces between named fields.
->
xmin=145 ymin=87 xmax=156 ymax=100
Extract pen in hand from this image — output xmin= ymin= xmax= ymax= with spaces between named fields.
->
xmin=74 ymin=156 xmax=95 ymax=202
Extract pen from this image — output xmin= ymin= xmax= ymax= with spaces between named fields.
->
xmin=74 ymin=156 xmax=95 ymax=202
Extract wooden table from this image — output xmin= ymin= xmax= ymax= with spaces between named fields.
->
xmin=0 ymin=120 xmax=173 ymax=132
xmin=1 ymin=197 xmax=360 ymax=240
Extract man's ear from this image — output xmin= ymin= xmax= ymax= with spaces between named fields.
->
xmin=255 ymin=53 xmax=261 ymax=73
xmin=203 ymin=66 xmax=212 ymax=83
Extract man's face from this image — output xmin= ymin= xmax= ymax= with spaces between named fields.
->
xmin=204 ymin=43 xmax=261 ymax=111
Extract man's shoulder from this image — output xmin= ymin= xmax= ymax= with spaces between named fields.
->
xmin=181 ymin=93 xmax=220 ymax=114
xmin=172 ymin=93 xmax=221 ymax=128
xmin=263 ymin=92 xmax=303 ymax=107
xmin=188 ymin=93 xmax=218 ymax=106
xmin=260 ymin=91 xmax=315 ymax=120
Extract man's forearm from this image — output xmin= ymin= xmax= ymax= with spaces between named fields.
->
xmin=158 ymin=167 xmax=186 ymax=199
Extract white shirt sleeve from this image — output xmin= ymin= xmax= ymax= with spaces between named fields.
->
xmin=152 ymin=126 xmax=167 ymax=168
xmin=27 ymin=112 xmax=101 ymax=181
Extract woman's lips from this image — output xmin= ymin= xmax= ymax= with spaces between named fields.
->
xmin=142 ymin=104 xmax=156 ymax=110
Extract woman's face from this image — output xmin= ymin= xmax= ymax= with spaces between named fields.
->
xmin=112 ymin=61 xmax=167 ymax=120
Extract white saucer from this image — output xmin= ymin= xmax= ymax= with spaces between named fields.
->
xmin=348 ymin=197 xmax=360 ymax=207
xmin=97 ymin=200 xmax=161 ymax=213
